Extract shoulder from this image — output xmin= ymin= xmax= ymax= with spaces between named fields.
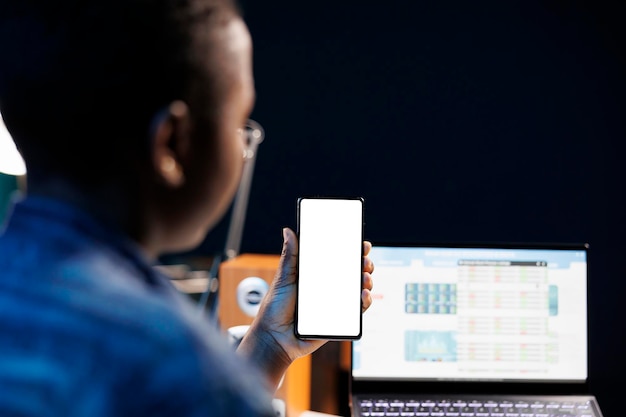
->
xmin=0 ymin=244 xmax=275 ymax=415
xmin=1 ymin=255 xmax=276 ymax=416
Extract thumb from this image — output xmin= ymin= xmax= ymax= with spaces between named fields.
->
xmin=275 ymin=227 xmax=298 ymax=287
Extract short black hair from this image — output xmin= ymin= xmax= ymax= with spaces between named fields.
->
xmin=0 ymin=0 xmax=240 ymax=183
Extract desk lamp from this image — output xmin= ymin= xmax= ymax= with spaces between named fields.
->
xmin=0 ymin=115 xmax=26 ymax=177
xmin=0 ymin=115 xmax=25 ymax=223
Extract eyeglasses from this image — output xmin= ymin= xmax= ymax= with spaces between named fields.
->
xmin=238 ymin=119 xmax=265 ymax=160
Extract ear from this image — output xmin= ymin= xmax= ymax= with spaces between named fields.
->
xmin=149 ymin=100 xmax=191 ymax=188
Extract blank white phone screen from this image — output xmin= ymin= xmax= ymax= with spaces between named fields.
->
xmin=296 ymin=198 xmax=363 ymax=339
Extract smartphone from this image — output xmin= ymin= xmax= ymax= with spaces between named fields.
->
xmin=295 ymin=197 xmax=364 ymax=340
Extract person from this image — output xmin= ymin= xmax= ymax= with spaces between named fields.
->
xmin=0 ymin=0 xmax=375 ymax=416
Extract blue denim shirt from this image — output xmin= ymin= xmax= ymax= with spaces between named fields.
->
xmin=0 ymin=195 xmax=275 ymax=417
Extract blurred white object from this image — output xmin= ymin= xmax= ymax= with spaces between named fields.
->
xmin=236 ymin=276 xmax=269 ymax=317
xmin=226 ymin=324 xmax=250 ymax=347
xmin=0 ymin=115 xmax=26 ymax=176
xmin=272 ymin=399 xmax=286 ymax=417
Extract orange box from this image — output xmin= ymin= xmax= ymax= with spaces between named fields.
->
xmin=218 ymin=254 xmax=311 ymax=416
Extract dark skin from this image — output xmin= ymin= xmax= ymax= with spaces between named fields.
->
xmin=24 ymin=16 xmax=374 ymax=393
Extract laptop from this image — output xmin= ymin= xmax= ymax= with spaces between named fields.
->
xmin=350 ymin=242 xmax=604 ymax=417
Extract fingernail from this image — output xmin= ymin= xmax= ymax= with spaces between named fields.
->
xmin=282 ymin=227 xmax=288 ymax=242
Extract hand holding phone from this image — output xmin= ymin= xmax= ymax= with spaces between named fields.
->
xmin=295 ymin=197 xmax=364 ymax=340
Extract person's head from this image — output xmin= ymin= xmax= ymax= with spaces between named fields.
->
xmin=0 ymin=0 xmax=255 ymax=256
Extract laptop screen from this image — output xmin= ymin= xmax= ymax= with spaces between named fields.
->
xmin=352 ymin=243 xmax=589 ymax=384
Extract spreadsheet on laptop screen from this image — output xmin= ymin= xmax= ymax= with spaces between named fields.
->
xmin=352 ymin=245 xmax=588 ymax=383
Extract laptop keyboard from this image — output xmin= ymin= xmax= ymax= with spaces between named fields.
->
xmin=356 ymin=398 xmax=598 ymax=417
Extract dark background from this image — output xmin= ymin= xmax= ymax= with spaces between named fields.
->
xmin=180 ymin=1 xmax=624 ymax=415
